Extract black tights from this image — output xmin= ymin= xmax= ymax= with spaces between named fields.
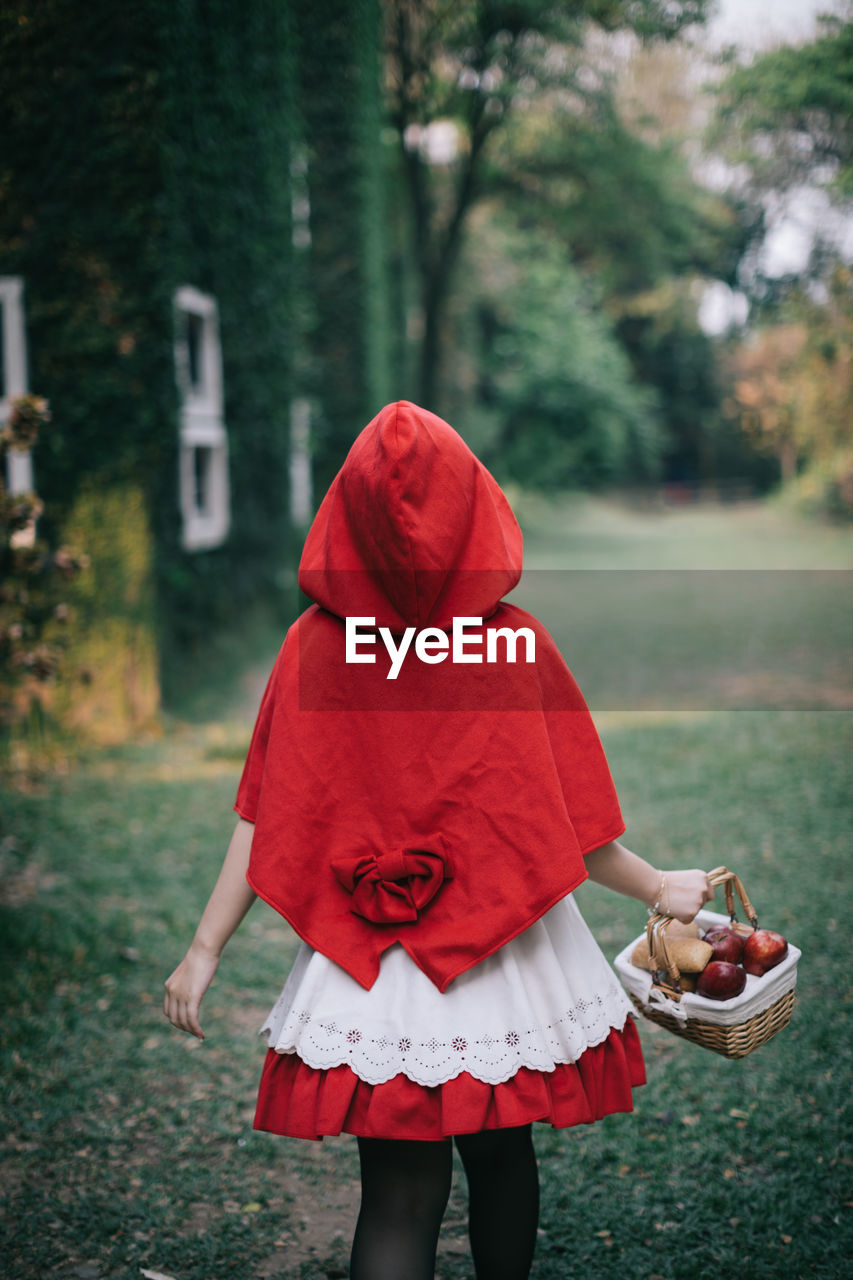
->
xmin=350 ymin=1125 xmax=539 ymax=1280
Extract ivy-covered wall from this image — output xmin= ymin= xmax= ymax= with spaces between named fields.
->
xmin=296 ymin=0 xmax=392 ymax=492
xmin=0 ymin=3 xmax=175 ymax=508
xmin=155 ymin=0 xmax=296 ymax=676
xmin=0 ymin=2 xmax=178 ymax=730
xmin=1 ymin=0 xmax=389 ymax=728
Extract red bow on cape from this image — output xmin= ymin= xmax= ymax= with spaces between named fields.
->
xmin=331 ymin=838 xmax=453 ymax=924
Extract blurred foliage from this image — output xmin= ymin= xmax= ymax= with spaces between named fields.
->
xmin=383 ymin=0 xmax=713 ymax=407
xmin=723 ymin=265 xmax=853 ymax=516
xmin=379 ymin=0 xmax=766 ymax=491
xmin=707 ymin=16 xmax=853 ymax=515
xmin=0 ymin=396 xmax=90 ymax=759
xmin=491 ymin=90 xmax=735 ymax=296
xmin=711 ymin=13 xmax=853 ymax=204
xmin=0 ymin=0 xmax=298 ymax=712
xmin=459 ymin=216 xmax=663 ymax=488
xmin=481 ymin=74 xmax=742 ymax=485
xmin=54 ymin=483 xmax=160 ymax=741
xmin=295 ymin=0 xmax=392 ymax=492
xmin=0 ymin=3 xmax=173 ymax=503
xmin=147 ymin=0 xmax=298 ymax=678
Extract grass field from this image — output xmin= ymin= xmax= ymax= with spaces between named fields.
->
xmin=2 ymin=499 xmax=852 ymax=1280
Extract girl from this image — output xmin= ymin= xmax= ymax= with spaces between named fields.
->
xmin=165 ymin=401 xmax=712 ymax=1280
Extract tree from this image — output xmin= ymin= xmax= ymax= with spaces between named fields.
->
xmin=448 ymin=27 xmax=739 ymax=487
xmin=457 ymin=213 xmax=663 ymax=487
xmin=383 ymin=0 xmax=712 ymax=408
xmin=708 ymin=12 xmax=853 ymax=299
xmin=723 ymin=265 xmax=853 ymax=495
xmin=711 ymin=13 xmax=853 ymax=204
xmin=723 ymin=324 xmax=807 ymax=483
xmin=709 ymin=14 xmax=853 ymax=510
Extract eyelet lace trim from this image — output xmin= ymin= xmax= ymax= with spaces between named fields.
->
xmin=261 ymin=979 xmax=633 ymax=1088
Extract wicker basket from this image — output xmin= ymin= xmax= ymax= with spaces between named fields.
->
xmin=613 ymin=866 xmax=799 ymax=1059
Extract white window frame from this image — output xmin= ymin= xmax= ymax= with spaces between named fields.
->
xmin=1 ymin=276 xmax=33 ymax=495
xmin=1 ymin=277 xmax=37 ymax=547
xmin=173 ymin=285 xmax=230 ymax=551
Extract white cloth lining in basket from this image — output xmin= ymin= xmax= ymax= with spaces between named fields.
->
xmin=613 ymin=908 xmax=801 ymax=1027
xmin=261 ymin=894 xmax=634 ymax=1088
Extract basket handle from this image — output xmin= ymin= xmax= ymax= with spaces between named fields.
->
xmin=643 ymin=913 xmax=686 ymax=1001
xmin=706 ymin=865 xmax=759 ymax=931
xmin=643 ymin=865 xmax=759 ymax=1000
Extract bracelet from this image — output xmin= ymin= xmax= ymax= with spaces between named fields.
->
xmin=648 ymin=872 xmax=669 ymax=917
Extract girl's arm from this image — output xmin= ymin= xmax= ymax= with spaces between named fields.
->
xmin=584 ymin=839 xmax=713 ymax=923
xmin=163 ymin=817 xmax=257 ymax=1040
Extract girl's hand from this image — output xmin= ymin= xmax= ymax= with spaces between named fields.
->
xmin=660 ymin=869 xmax=714 ymax=924
xmin=163 ymin=942 xmax=220 ymax=1040
xmin=162 ymin=818 xmax=257 ymax=1041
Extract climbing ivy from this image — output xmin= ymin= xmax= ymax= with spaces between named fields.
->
xmin=0 ymin=0 xmax=297 ymax=705
xmin=295 ymin=0 xmax=392 ymax=492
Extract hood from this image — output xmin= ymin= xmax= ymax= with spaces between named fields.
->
xmin=298 ymin=401 xmax=523 ymax=630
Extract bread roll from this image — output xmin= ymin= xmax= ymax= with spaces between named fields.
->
xmin=630 ymin=937 xmax=712 ymax=973
xmin=669 ymin=938 xmax=713 ymax=972
xmin=664 ymin=919 xmax=700 ymax=939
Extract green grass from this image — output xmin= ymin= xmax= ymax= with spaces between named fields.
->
xmin=514 ymin=491 xmax=853 ymax=569
xmin=2 ymin=500 xmax=852 ymax=1280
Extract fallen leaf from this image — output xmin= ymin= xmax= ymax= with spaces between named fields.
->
xmin=241 ymin=1201 xmax=262 ymax=1213
xmin=723 ymin=1168 xmax=737 ymax=1179
xmin=729 ymin=1108 xmax=749 ymax=1120
xmin=781 ymin=1235 xmax=793 ymax=1245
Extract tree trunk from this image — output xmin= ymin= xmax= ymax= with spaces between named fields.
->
xmin=419 ymin=279 xmax=444 ymax=409
xmin=779 ymin=438 xmax=797 ymax=484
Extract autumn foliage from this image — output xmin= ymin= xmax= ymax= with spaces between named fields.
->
xmin=0 ymin=395 xmax=89 ymax=738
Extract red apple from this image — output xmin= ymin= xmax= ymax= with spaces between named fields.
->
xmin=696 ymin=961 xmax=747 ymax=1001
xmin=703 ymin=924 xmax=736 ymax=942
xmin=742 ymin=929 xmax=788 ymax=976
xmin=702 ymin=927 xmax=744 ymax=965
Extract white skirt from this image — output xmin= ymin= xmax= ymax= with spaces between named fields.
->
xmin=260 ymin=894 xmax=634 ymax=1088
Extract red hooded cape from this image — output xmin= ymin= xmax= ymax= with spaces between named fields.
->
xmin=236 ymin=401 xmax=624 ymax=992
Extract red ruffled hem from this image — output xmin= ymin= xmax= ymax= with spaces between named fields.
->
xmin=253 ymin=1018 xmax=646 ymax=1141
